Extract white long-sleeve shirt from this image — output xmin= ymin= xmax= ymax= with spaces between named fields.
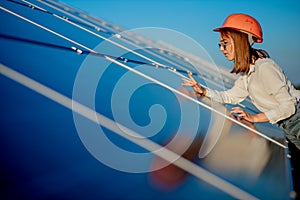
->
xmin=206 ymin=58 xmax=300 ymax=124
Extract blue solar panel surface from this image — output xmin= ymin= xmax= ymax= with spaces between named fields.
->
xmin=0 ymin=0 xmax=294 ymax=199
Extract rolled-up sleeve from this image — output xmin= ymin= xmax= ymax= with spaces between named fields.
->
xmin=260 ymin=64 xmax=296 ymax=123
xmin=206 ymin=76 xmax=248 ymax=104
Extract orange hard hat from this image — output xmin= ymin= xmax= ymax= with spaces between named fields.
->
xmin=214 ymin=13 xmax=263 ymax=43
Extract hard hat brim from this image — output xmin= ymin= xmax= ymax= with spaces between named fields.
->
xmin=212 ymin=27 xmax=262 ymax=43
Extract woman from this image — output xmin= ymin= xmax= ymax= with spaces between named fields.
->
xmin=182 ymin=13 xmax=300 ymax=197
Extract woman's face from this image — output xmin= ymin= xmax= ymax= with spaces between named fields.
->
xmin=219 ymin=34 xmax=235 ymax=61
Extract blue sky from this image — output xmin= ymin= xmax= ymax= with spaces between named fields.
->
xmin=61 ymin=0 xmax=300 ymax=85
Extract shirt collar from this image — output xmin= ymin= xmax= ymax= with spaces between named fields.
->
xmin=248 ymin=65 xmax=255 ymax=75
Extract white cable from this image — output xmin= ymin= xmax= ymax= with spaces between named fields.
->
xmin=35 ymin=0 xmax=166 ymax=68
xmin=0 ymin=6 xmax=96 ymax=53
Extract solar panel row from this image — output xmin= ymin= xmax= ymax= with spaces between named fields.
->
xmin=0 ymin=0 xmax=293 ymax=199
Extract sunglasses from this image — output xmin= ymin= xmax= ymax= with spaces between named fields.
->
xmin=218 ymin=41 xmax=230 ymax=50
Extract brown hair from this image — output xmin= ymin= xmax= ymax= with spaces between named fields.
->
xmin=221 ymin=29 xmax=269 ymax=74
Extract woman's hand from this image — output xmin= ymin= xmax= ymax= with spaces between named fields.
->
xmin=230 ymin=107 xmax=269 ymax=123
xmin=181 ymin=72 xmax=206 ymax=96
xmin=230 ymin=107 xmax=255 ymax=123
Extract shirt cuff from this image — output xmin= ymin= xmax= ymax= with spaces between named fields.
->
xmin=205 ymin=88 xmax=212 ymax=98
xmin=264 ymin=110 xmax=281 ymax=124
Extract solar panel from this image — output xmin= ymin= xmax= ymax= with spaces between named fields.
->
xmin=0 ymin=0 xmax=293 ymax=199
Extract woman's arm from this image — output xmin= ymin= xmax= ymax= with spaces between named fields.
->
xmin=182 ymin=72 xmax=248 ymax=104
